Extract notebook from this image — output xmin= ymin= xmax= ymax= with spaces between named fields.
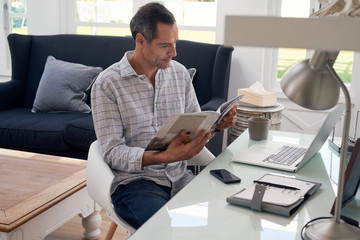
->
xmin=232 ymin=104 xmax=345 ymax=172
xmin=226 ymin=173 xmax=322 ymax=216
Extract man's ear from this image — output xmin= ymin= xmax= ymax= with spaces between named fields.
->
xmin=135 ymin=33 xmax=146 ymax=46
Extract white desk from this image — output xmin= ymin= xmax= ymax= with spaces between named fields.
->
xmin=129 ymin=130 xmax=360 ymax=240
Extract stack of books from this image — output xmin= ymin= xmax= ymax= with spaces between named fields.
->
xmin=227 ymin=102 xmax=283 ymax=145
xmin=227 ymin=85 xmax=283 ymax=145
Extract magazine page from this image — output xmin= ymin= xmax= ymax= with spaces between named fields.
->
xmin=146 ymin=112 xmax=219 ymax=151
xmin=145 ymin=95 xmax=244 ymax=151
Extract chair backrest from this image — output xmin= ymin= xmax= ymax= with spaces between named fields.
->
xmin=87 ymin=140 xmax=135 ymax=235
xmin=187 ymin=147 xmax=215 ymax=166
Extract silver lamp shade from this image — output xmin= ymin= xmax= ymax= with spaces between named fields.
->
xmin=281 ymin=51 xmax=340 ymax=110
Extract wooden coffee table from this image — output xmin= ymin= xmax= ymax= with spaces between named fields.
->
xmin=0 ymin=148 xmax=101 ymax=240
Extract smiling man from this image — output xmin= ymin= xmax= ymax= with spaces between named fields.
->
xmin=91 ymin=2 xmax=236 ymax=229
xmin=129 ymin=22 xmax=178 ymax=73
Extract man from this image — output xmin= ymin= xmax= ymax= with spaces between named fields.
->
xmin=91 ymin=2 xmax=236 ymax=229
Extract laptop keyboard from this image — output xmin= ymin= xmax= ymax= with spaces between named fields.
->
xmin=263 ymin=145 xmax=307 ymax=166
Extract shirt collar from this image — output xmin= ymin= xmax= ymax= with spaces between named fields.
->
xmin=119 ymin=50 xmax=171 ymax=80
xmin=119 ymin=51 xmax=138 ymax=79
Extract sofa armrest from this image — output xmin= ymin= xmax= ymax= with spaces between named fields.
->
xmin=200 ymin=97 xmax=226 ymax=112
xmin=211 ymin=45 xmax=234 ymax=99
xmin=0 ymin=80 xmax=26 ymax=110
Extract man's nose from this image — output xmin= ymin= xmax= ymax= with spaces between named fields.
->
xmin=169 ymin=44 xmax=177 ymax=57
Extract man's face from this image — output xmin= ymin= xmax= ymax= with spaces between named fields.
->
xmin=143 ymin=22 xmax=178 ymax=69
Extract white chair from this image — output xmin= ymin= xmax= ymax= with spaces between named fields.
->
xmin=86 ymin=140 xmax=215 ymax=239
xmin=87 ymin=140 xmax=135 ymax=239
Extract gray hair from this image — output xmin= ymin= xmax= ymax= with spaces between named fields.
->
xmin=130 ymin=2 xmax=176 ymax=43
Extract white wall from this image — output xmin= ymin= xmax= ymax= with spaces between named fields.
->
xmin=216 ymin=0 xmax=276 ymax=100
xmin=215 ymin=0 xmax=279 ymax=148
xmin=27 ymin=0 xmax=61 ymax=34
xmin=27 ymin=0 xmax=74 ymax=35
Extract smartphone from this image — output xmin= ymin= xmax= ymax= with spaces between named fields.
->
xmin=210 ymin=169 xmax=241 ymax=184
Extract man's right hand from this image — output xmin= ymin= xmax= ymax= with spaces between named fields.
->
xmin=142 ymin=130 xmax=211 ymax=167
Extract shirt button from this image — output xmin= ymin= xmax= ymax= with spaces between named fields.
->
xmin=154 ymin=123 xmax=158 ymax=126
xmin=148 ymin=84 xmax=152 ymax=89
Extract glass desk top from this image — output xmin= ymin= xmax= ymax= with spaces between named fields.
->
xmin=129 ymin=130 xmax=360 ymax=240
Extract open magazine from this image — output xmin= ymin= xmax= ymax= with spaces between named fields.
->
xmin=145 ymin=94 xmax=244 ymax=151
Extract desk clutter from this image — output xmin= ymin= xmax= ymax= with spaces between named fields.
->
xmin=228 ymin=103 xmax=284 ymax=145
xmin=226 ymin=173 xmax=322 ymax=217
xmin=227 ymin=83 xmax=284 ymax=145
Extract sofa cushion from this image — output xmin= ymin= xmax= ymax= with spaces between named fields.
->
xmin=64 ymin=115 xmax=96 ymax=151
xmin=0 ymin=108 xmax=89 ymax=152
xmin=32 ymin=56 xmax=102 ymax=113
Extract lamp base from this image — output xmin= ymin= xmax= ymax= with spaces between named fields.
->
xmin=303 ymin=218 xmax=360 ymax=240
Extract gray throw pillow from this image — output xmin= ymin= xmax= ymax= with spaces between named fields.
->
xmin=32 ymin=56 xmax=102 ymax=113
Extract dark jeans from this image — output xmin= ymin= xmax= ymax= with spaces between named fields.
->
xmin=111 ymin=179 xmax=171 ymax=229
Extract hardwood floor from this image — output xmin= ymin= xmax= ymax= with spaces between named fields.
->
xmin=45 ymin=210 xmax=129 ymax=240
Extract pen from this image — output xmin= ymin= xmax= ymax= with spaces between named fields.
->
xmin=253 ymin=180 xmax=300 ymax=190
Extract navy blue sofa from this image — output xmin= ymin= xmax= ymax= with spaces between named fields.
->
xmin=0 ymin=34 xmax=233 ymax=159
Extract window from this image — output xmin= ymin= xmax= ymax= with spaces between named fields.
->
xmin=9 ymin=0 xmax=28 ymax=34
xmin=76 ymin=0 xmax=132 ymax=36
xmin=275 ymin=0 xmax=355 ymax=91
xmin=334 ymin=51 xmax=354 ymax=85
xmin=0 ymin=0 xmax=27 ymax=76
xmin=75 ymin=0 xmax=217 ymax=43
xmin=276 ymin=0 xmax=309 ymax=80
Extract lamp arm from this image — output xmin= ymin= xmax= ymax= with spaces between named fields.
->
xmin=326 ymin=63 xmax=351 ymax=224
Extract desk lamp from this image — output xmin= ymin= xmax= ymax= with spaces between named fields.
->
xmin=281 ymin=50 xmax=360 ymax=239
xmin=224 ymin=15 xmax=360 ymax=239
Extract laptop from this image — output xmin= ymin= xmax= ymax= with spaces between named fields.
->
xmin=232 ymin=104 xmax=345 ymax=172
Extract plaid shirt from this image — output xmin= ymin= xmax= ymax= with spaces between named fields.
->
xmin=91 ymin=51 xmax=201 ymax=195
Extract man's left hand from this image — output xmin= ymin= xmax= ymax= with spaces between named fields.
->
xmin=215 ymin=106 xmax=237 ymax=131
